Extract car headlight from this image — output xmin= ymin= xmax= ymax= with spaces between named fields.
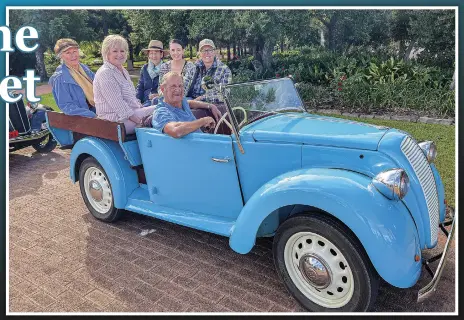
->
xmin=418 ymin=141 xmax=437 ymax=163
xmin=373 ymin=169 xmax=410 ymax=200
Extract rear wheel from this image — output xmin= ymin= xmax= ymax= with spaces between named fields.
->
xmin=79 ymin=157 xmax=123 ymax=222
xmin=32 ymin=133 xmax=57 ymax=153
xmin=273 ymin=214 xmax=379 ymax=312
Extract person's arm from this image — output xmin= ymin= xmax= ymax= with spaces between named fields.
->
xmin=135 ymin=65 xmax=145 ymax=102
xmin=164 ymin=117 xmax=215 ymax=138
xmin=152 ymin=107 xmax=215 ymax=138
xmin=204 ymin=65 xmax=232 ymax=103
xmin=187 ymin=100 xmax=221 ymax=122
xmin=94 ymin=69 xmax=135 ymax=120
xmin=51 ymin=77 xmax=96 ymax=118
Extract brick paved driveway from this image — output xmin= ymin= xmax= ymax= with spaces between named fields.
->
xmin=8 ymin=147 xmax=456 ymax=313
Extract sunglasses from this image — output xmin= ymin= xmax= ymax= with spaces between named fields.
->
xmin=201 ymin=49 xmax=215 ymax=54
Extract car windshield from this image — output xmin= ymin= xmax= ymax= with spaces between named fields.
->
xmin=223 ymin=78 xmax=306 ymax=129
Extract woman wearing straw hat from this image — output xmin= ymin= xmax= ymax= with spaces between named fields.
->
xmin=49 ymin=38 xmax=97 ymax=117
xmin=158 ymin=39 xmax=196 ymax=98
xmin=136 ymin=40 xmax=167 ymax=107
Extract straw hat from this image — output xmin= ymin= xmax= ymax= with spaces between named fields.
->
xmin=141 ymin=40 xmax=168 ymax=54
xmin=54 ymin=38 xmax=79 ymax=56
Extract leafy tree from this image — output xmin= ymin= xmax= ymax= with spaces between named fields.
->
xmin=9 ymin=9 xmax=94 ymax=80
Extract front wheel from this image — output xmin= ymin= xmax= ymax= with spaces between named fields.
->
xmin=79 ymin=157 xmax=123 ymax=222
xmin=273 ymin=214 xmax=379 ymax=312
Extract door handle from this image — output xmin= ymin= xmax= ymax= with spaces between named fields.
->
xmin=212 ymin=157 xmax=230 ymax=163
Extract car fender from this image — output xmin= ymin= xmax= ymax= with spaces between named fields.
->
xmin=70 ymin=137 xmax=139 ymax=209
xmin=229 ymin=168 xmax=421 ymax=288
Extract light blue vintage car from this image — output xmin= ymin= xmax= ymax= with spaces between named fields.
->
xmin=47 ymin=77 xmax=454 ymax=312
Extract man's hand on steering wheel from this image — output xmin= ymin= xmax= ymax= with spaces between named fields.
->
xmin=209 ymin=104 xmax=222 ymax=122
xmin=201 ymin=116 xmax=216 ymax=133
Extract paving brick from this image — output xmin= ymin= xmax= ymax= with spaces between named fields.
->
xmin=194 ymin=285 xmax=225 ymax=303
xmin=9 ymin=296 xmax=40 ymax=313
xmin=55 ymin=289 xmax=87 ymax=308
xmin=29 ymin=290 xmax=57 ymax=307
xmin=75 ymin=300 xmax=104 ymax=312
xmin=154 ymin=295 xmax=190 ymax=312
xmin=217 ymin=295 xmax=259 ymax=312
xmin=85 ymin=289 xmax=117 ymax=309
xmin=172 ymin=275 xmax=201 ymax=291
xmin=133 ymin=282 xmax=163 ymax=303
xmin=66 ymin=278 xmax=97 ymax=295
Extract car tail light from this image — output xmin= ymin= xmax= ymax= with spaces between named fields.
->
xmin=9 ymin=130 xmax=19 ymax=139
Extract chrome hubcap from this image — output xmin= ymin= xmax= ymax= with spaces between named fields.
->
xmin=89 ymin=180 xmax=103 ymax=202
xmin=299 ymin=254 xmax=331 ymax=289
xmin=83 ymin=166 xmax=112 ymax=214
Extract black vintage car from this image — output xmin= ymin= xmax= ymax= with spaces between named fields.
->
xmin=9 ymin=96 xmax=57 ymax=153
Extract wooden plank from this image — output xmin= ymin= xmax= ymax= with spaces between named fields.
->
xmin=47 ymin=112 xmax=127 ymax=142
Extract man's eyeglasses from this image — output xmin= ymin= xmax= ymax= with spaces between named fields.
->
xmin=201 ymin=49 xmax=215 ymax=54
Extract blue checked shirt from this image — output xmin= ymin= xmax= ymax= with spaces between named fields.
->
xmin=190 ymin=57 xmax=232 ymax=103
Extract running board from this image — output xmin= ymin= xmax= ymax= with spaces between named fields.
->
xmin=125 ymin=187 xmax=235 ymax=237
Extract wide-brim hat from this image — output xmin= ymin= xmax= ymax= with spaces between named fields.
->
xmin=54 ymin=38 xmax=79 ymax=56
xmin=141 ymin=40 xmax=168 ymax=54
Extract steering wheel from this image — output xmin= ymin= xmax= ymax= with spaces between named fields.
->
xmin=214 ymin=107 xmax=248 ymax=134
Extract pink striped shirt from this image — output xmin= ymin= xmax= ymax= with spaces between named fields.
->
xmin=93 ymin=61 xmax=143 ymax=122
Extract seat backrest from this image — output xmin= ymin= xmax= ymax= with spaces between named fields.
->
xmin=47 ymin=111 xmax=134 ymax=142
xmin=9 ymin=98 xmax=31 ymax=135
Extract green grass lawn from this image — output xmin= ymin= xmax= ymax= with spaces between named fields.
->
xmin=34 ymin=94 xmax=456 ymax=207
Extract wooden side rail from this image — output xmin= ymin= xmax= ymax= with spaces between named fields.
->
xmin=47 ymin=111 xmax=134 ymax=142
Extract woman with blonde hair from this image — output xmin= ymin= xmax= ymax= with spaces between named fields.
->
xmin=93 ymin=35 xmax=155 ymax=134
xmin=158 ymin=39 xmax=196 ymax=98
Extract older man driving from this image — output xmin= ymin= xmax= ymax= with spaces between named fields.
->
xmin=152 ymin=72 xmax=221 ymax=138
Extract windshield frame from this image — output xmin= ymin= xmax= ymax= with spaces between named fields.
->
xmin=222 ymin=76 xmax=306 ymax=137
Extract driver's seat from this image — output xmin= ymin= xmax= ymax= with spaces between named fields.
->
xmin=191 ymin=103 xmax=232 ymax=135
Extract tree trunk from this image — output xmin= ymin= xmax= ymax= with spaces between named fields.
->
xmin=403 ymin=41 xmax=416 ymax=61
xmin=280 ymin=39 xmax=284 ymax=52
xmin=35 ymin=46 xmax=47 ymax=81
xmin=190 ymin=44 xmax=193 ymax=59
xmin=320 ymin=28 xmax=325 ymax=47
xmin=450 ymin=70 xmax=455 ymax=90
xmin=261 ymin=39 xmax=273 ymax=71
xmin=326 ymin=12 xmax=339 ymax=51
xmin=233 ymin=42 xmax=236 ymax=57
xmin=227 ymin=43 xmax=231 ymax=62
xmin=127 ymin=37 xmax=134 ymax=71
xmin=102 ymin=11 xmax=109 ymax=37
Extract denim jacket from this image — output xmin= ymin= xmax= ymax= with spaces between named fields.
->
xmin=49 ymin=63 xmax=96 ymax=118
xmin=136 ymin=63 xmax=161 ymax=103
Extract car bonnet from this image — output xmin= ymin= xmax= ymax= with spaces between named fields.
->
xmin=246 ymin=113 xmax=390 ymax=151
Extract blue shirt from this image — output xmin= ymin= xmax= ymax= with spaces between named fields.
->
xmin=152 ymin=97 xmax=201 ymax=134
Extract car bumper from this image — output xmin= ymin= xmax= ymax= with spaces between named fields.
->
xmin=417 ymin=206 xmax=456 ymax=303
xmin=9 ymin=129 xmax=49 ymax=145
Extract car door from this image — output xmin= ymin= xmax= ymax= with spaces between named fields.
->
xmin=136 ymin=129 xmax=244 ymax=220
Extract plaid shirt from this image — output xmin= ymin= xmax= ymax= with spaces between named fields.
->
xmin=158 ymin=60 xmax=197 ymax=96
xmin=191 ymin=57 xmax=232 ymax=103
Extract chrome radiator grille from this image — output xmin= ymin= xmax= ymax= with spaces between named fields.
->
xmin=401 ymin=137 xmax=439 ymax=244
